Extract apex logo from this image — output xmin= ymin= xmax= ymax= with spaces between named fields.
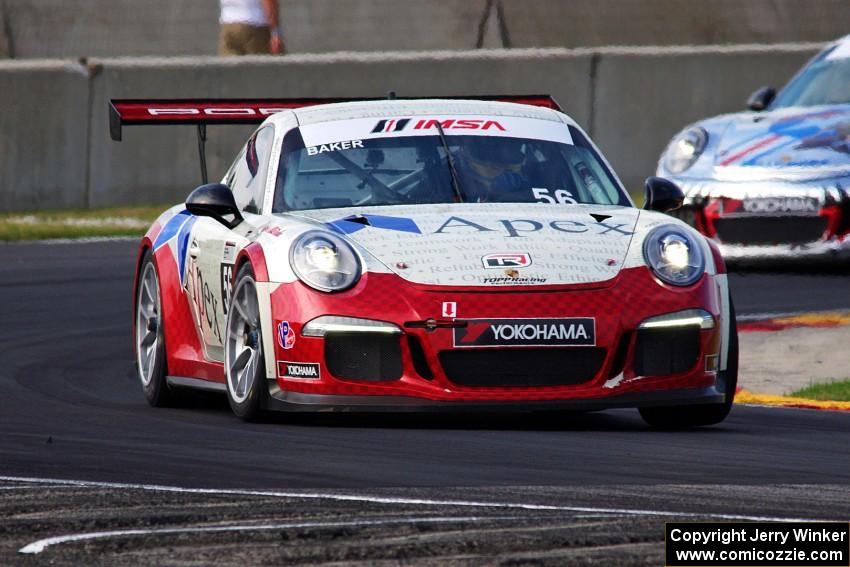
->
xmin=482 ymin=253 xmax=532 ymax=269
xmin=371 ymin=119 xmax=411 ymax=133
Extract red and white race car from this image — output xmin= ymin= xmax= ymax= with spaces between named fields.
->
xmin=116 ymin=95 xmax=738 ymax=427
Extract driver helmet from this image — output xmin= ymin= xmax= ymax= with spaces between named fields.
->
xmin=460 ymin=137 xmax=525 ymax=184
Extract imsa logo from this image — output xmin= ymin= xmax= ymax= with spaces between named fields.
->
xmin=371 ymin=119 xmax=411 ymax=133
xmin=454 ymin=318 xmax=595 ymax=348
xmin=277 ymin=361 xmax=321 ymax=379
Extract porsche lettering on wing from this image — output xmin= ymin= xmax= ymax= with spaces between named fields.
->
xmin=146 ymin=107 xmax=288 ymax=117
xmin=453 ymin=318 xmax=596 ymax=347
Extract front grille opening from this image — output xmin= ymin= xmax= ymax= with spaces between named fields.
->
xmin=714 ymin=216 xmax=827 ymax=245
xmin=324 ymin=332 xmax=403 ymax=382
xmin=607 ymin=331 xmax=631 ymax=378
xmin=837 ymin=201 xmax=850 ymax=235
xmin=406 ymin=335 xmax=433 ymax=380
xmin=439 ymin=348 xmax=606 ymax=387
xmin=633 ymin=327 xmax=700 ymax=376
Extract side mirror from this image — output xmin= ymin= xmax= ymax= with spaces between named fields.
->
xmin=643 ymin=177 xmax=684 ymax=213
xmin=185 ymin=183 xmax=243 ymax=229
xmin=747 ymin=86 xmax=776 ymax=111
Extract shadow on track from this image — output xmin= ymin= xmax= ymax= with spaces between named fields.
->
xmin=160 ymin=387 xmax=735 ymax=434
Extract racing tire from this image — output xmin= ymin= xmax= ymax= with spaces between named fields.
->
xmin=224 ymin=263 xmax=268 ymax=421
xmin=135 ymin=250 xmax=175 ymax=407
xmin=638 ymin=300 xmax=739 ymax=429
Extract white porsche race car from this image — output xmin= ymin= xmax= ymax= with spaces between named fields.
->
xmin=112 ymin=95 xmax=738 ymax=427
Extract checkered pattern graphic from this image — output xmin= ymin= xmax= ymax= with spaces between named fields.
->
xmin=267 ymin=267 xmax=723 ymax=401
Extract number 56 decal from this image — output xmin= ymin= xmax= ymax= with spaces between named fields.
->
xmin=532 ymin=187 xmax=577 ymax=204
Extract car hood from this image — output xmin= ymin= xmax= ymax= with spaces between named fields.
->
xmin=287 ymin=203 xmax=640 ymax=287
xmin=710 ymin=104 xmax=850 ymax=179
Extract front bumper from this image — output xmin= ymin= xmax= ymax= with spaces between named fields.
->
xmin=667 ymin=177 xmax=850 ymax=261
xmin=263 ymin=266 xmax=727 ymax=410
xmin=266 ymin=386 xmax=724 ymax=412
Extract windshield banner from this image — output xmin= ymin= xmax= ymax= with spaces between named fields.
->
xmin=298 ymin=115 xmax=573 ymax=148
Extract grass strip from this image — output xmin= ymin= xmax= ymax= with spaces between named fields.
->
xmin=789 ymin=380 xmax=850 ymax=402
xmin=736 ymin=388 xmax=850 ymax=411
xmin=0 ymin=205 xmax=167 ymax=241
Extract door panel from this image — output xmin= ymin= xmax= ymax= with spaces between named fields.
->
xmin=184 ymin=217 xmax=249 ymax=362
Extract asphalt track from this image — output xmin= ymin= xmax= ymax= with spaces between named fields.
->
xmin=1 ymin=239 xmax=849 ymax=564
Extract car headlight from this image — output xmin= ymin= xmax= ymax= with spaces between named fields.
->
xmin=642 ymin=225 xmax=705 ymax=286
xmin=665 ymin=127 xmax=708 ymax=174
xmin=290 ymin=231 xmax=361 ymax=292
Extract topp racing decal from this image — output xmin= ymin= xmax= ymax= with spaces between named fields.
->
xmin=277 ymin=361 xmax=321 ymax=379
xmin=453 ymin=317 xmax=595 ymax=348
xmin=482 ymin=275 xmax=547 ymax=285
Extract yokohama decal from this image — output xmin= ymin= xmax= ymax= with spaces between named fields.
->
xmin=277 ymin=361 xmax=320 ymax=379
xmin=741 ymin=196 xmax=819 ymax=214
xmin=453 ymin=318 xmax=595 ymax=348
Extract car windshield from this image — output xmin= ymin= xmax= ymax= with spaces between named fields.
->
xmin=272 ymin=116 xmax=630 ymax=212
xmin=772 ymin=46 xmax=850 ymax=108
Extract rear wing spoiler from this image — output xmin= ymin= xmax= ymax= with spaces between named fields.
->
xmin=108 ymin=95 xmax=562 ymax=141
xmin=108 ymin=94 xmax=562 ymax=183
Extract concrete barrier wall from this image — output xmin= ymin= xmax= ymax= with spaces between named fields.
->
xmin=2 ymin=0 xmax=490 ymax=58
xmin=0 ymin=6 xmax=9 ymax=58
xmin=87 ymin=50 xmax=593 ymax=208
xmin=501 ymin=0 xmax=850 ymax=48
xmin=591 ymin=44 xmax=819 ymax=193
xmin=0 ymin=44 xmax=823 ymax=211
xmin=1 ymin=0 xmax=847 ymax=58
xmin=2 ymin=0 xmax=218 ymax=59
xmin=0 ymin=60 xmax=90 ymax=211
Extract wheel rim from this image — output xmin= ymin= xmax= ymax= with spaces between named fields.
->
xmin=225 ymin=276 xmax=262 ymax=404
xmin=136 ymin=262 xmax=161 ymax=387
